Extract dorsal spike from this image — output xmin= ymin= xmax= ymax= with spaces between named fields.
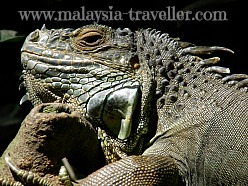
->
xmin=41 ymin=24 xmax=46 ymax=31
xmin=199 ymin=57 xmax=220 ymax=65
xmin=19 ymin=82 xmax=26 ymax=90
xmin=183 ymin=46 xmax=234 ymax=55
xmin=20 ymin=93 xmax=29 ymax=105
xmin=222 ymin=74 xmax=248 ymax=83
xmin=237 ymin=79 xmax=248 ymax=88
xmin=159 ymin=33 xmax=169 ymax=39
xmin=178 ymin=41 xmax=195 ymax=48
xmin=206 ymin=66 xmax=230 ymax=74
xmin=19 ymin=74 xmax=24 ymax=80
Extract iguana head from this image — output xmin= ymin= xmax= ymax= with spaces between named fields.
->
xmin=20 ymin=24 xmax=153 ymax=163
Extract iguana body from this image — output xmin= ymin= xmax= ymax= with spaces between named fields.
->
xmin=1 ymin=24 xmax=247 ymax=185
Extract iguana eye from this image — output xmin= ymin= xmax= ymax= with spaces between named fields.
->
xmin=71 ymin=29 xmax=105 ymax=50
xmin=81 ymin=31 xmax=103 ymax=45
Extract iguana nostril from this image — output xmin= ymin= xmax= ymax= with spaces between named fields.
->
xmin=29 ymin=30 xmax=40 ymax=42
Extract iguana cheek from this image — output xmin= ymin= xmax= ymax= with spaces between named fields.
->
xmin=87 ymin=86 xmax=139 ymax=140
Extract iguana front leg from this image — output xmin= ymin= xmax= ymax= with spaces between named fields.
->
xmin=4 ymin=154 xmax=181 ymax=186
xmin=78 ymin=155 xmax=181 ymax=186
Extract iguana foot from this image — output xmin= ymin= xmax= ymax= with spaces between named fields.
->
xmin=4 ymin=154 xmax=73 ymax=186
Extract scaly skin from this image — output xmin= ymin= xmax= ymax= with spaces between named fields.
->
xmin=1 ymin=24 xmax=248 ymax=185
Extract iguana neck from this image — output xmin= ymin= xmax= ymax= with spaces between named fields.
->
xmin=136 ymin=28 xmax=247 ymax=137
xmin=135 ymin=28 xmax=199 ymax=103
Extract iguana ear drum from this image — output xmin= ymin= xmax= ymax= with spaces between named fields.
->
xmin=130 ymin=55 xmax=140 ymax=70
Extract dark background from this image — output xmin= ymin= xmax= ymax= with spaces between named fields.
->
xmin=0 ymin=0 xmax=247 ymax=154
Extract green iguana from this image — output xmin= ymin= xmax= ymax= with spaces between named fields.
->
xmin=0 ymin=24 xmax=247 ymax=185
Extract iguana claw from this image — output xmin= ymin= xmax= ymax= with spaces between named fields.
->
xmin=4 ymin=154 xmax=72 ymax=186
xmin=0 ymin=177 xmax=24 ymax=186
